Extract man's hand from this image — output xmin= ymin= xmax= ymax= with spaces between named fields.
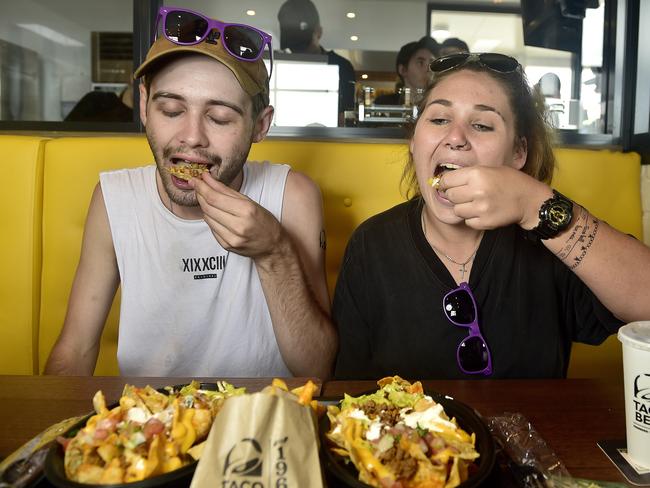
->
xmin=191 ymin=173 xmax=284 ymax=258
xmin=438 ymin=165 xmax=552 ymax=230
xmin=192 ymin=169 xmax=337 ymax=378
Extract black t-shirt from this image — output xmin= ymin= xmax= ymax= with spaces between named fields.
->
xmin=324 ymin=48 xmax=356 ymax=113
xmin=64 ymin=91 xmax=133 ymax=122
xmin=333 ymin=199 xmax=623 ymax=380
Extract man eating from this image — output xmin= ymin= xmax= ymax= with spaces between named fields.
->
xmin=45 ymin=7 xmax=337 ymax=378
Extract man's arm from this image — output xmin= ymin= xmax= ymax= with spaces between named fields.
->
xmin=192 ymin=171 xmax=337 ymax=379
xmin=255 ymin=171 xmax=337 ymax=378
xmin=44 ymin=183 xmax=120 ymax=375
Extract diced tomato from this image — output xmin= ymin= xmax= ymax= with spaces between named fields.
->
xmin=94 ymin=428 xmax=109 ymax=441
xmin=143 ymin=418 xmax=165 ymax=440
xmin=97 ymin=417 xmax=118 ymax=432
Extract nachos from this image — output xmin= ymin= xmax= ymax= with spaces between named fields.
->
xmin=166 ymin=163 xmax=209 ymax=181
xmin=325 ymin=376 xmax=479 ymax=488
xmin=59 ymin=381 xmax=244 ymax=484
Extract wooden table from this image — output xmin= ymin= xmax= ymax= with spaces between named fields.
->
xmin=0 ymin=376 xmax=630 ymax=485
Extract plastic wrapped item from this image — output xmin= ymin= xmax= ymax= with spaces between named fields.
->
xmin=0 ymin=415 xmax=83 ymax=488
xmin=0 ymin=446 xmax=49 ymax=488
xmin=488 ymin=412 xmax=572 ymax=487
xmin=487 ymin=413 xmax=627 ymax=488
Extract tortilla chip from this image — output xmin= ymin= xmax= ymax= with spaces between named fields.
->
xmin=166 ymin=164 xmax=208 ymax=181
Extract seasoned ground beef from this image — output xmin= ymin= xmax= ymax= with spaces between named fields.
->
xmin=378 ymin=444 xmax=418 ymax=480
xmin=360 ymin=400 xmax=401 ymax=426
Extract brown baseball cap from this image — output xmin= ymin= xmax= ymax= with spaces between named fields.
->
xmin=134 ymin=36 xmax=269 ymax=98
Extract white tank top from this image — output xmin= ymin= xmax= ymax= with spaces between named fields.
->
xmin=100 ymin=162 xmax=292 ymax=377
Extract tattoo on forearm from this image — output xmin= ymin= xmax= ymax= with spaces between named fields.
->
xmin=554 ymin=206 xmax=600 ymax=269
xmin=319 ymin=229 xmax=327 ymax=250
xmin=555 ymin=206 xmax=587 ymax=260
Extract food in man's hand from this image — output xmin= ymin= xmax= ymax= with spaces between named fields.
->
xmin=325 ymin=376 xmax=480 ymax=488
xmin=59 ymin=381 xmax=244 ymax=484
xmin=166 ymin=163 xmax=209 ymax=181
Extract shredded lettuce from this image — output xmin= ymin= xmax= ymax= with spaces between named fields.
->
xmin=340 ymin=384 xmax=424 ymax=410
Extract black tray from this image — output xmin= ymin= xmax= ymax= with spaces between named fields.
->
xmin=44 ymin=382 xmax=226 ymax=488
xmin=319 ymin=390 xmax=496 ymax=488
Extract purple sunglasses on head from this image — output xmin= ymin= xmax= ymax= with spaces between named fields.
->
xmin=156 ymin=6 xmax=273 ymax=76
xmin=443 ymin=282 xmax=493 ymax=376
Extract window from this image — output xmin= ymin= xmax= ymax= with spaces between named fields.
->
xmin=427 ymin=1 xmax=607 ymax=134
xmin=0 ymin=0 xmax=135 ymax=126
xmin=0 ymin=0 xmax=637 ymax=147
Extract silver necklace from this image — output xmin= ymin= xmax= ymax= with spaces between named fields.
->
xmin=421 ymin=210 xmax=480 ymax=281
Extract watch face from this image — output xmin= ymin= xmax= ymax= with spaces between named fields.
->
xmin=534 ymin=190 xmax=574 ymax=239
xmin=548 ymin=202 xmax=572 ymax=229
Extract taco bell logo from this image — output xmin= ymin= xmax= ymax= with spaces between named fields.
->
xmin=632 ymin=374 xmax=650 ymax=431
xmin=222 ymin=438 xmax=264 ymax=488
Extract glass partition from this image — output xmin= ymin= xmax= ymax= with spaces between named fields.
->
xmin=0 ymin=0 xmax=632 ymax=146
xmin=0 ymin=0 xmax=134 ymax=124
xmin=153 ymin=0 xmax=612 ymax=135
xmin=426 ymin=2 xmax=606 ymax=134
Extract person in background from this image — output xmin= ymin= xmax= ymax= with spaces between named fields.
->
xmin=374 ymin=39 xmax=436 ymax=105
xmin=582 ymin=67 xmax=605 ymax=133
xmin=277 ymin=0 xmax=356 ymax=120
xmin=535 ymin=72 xmax=563 ymax=127
xmin=45 ymin=6 xmax=337 ymax=378
xmin=535 ymin=72 xmax=562 ymax=99
xmin=64 ymin=83 xmax=133 ymax=122
xmin=334 ymin=52 xmax=650 ymax=379
xmin=438 ymin=37 xmax=469 ymax=56
xmin=419 ymin=36 xmax=441 ymax=58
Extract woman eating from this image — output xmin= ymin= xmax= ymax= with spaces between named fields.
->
xmin=333 ymin=53 xmax=650 ymax=379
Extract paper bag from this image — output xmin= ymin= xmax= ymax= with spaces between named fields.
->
xmin=190 ymin=391 xmax=324 ymax=488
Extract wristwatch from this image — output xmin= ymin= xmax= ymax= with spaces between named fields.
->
xmin=530 ymin=189 xmax=574 ymax=240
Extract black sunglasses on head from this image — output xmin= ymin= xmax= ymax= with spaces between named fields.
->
xmin=430 ymin=53 xmax=521 ymax=75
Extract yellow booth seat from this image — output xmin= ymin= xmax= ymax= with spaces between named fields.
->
xmin=0 ymin=136 xmax=47 ymax=374
xmin=35 ymin=136 xmax=640 ymax=379
xmin=552 ymin=148 xmax=642 ymax=379
xmin=39 ymin=137 xmax=154 ymax=376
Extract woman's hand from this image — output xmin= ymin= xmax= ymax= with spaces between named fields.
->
xmin=438 ymin=165 xmax=553 ymax=230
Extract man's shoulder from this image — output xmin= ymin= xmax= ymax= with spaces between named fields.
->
xmin=249 ymin=160 xmax=319 ymax=204
xmin=244 ymin=160 xmax=291 ymax=182
xmin=245 ymin=160 xmax=289 ymax=170
xmin=100 ymin=164 xmax=154 ymax=180
xmin=99 ymin=165 xmax=155 ymax=203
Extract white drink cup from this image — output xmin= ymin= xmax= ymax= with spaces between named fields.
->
xmin=618 ymin=321 xmax=650 ymax=468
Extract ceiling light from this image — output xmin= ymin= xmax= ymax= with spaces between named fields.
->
xmin=18 ymin=24 xmax=83 ymax=46
xmin=361 ymin=74 xmax=368 ymax=79
xmin=346 ymin=12 xmax=356 ymax=19
xmin=350 ymin=35 xmax=359 ymax=41
xmin=431 ymin=23 xmax=450 ymax=41
xmin=472 ymin=39 xmax=502 ymax=52
xmin=246 ymin=10 xmax=256 ymax=16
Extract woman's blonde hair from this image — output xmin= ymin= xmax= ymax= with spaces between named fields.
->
xmin=400 ymin=62 xmax=556 ymax=199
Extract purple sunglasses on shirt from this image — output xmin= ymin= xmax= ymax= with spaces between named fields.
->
xmin=156 ymin=6 xmax=273 ymax=75
xmin=443 ymin=282 xmax=493 ymax=375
